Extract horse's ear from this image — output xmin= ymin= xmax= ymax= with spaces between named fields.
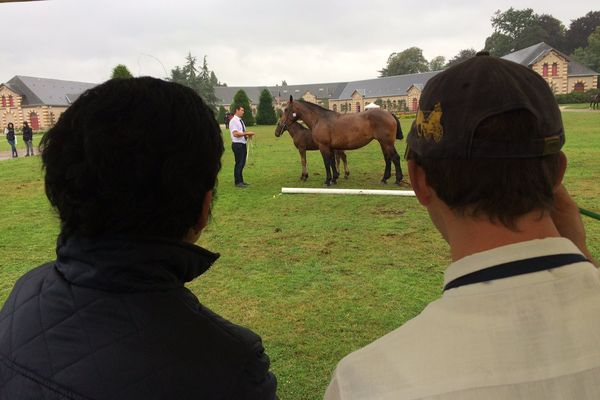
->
xmin=289 ymin=95 xmax=293 ymax=103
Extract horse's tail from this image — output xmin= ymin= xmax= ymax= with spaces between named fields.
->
xmin=392 ymin=113 xmax=403 ymax=140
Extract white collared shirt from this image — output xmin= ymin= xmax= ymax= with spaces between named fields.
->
xmin=326 ymin=238 xmax=600 ymax=400
xmin=229 ymin=115 xmax=246 ymax=144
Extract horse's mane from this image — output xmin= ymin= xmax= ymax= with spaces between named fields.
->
xmin=297 ymin=100 xmax=336 ymax=116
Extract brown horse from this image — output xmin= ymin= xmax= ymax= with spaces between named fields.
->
xmin=275 ymin=96 xmax=404 ymax=186
xmin=276 ymin=120 xmax=349 ymax=181
xmin=591 ymin=93 xmax=600 ymax=110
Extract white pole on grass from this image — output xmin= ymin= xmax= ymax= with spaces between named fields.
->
xmin=281 ymin=187 xmax=416 ymax=196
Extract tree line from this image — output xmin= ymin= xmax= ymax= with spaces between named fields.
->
xmin=380 ymin=9 xmax=600 ymax=76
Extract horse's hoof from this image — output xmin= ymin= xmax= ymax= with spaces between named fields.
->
xmin=396 ymin=180 xmax=412 ymax=187
xmin=381 ymin=180 xmax=388 ymax=185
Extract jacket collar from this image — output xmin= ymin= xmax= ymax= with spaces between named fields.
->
xmin=55 ymin=234 xmax=220 ymax=292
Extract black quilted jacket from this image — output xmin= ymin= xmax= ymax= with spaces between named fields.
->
xmin=0 ymin=235 xmax=277 ymax=400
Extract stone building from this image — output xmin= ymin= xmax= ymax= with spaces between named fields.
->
xmin=215 ymin=42 xmax=598 ymax=116
xmin=0 ymin=76 xmax=96 ymax=131
xmin=501 ymin=42 xmax=598 ymax=94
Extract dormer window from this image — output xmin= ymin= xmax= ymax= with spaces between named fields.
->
xmin=542 ymin=63 xmax=549 ymax=77
xmin=551 ymin=63 xmax=558 ymax=77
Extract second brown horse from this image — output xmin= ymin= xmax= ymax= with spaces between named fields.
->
xmin=275 ymin=96 xmax=404 ymax=186
xmin=276 ymin=120 xmax=349 ymax=181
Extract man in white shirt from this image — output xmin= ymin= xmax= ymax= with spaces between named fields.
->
xmin=325 ymin=52 xmax=599 ymax=400
xmin=229 ymin=105 xmax=255 ymax=188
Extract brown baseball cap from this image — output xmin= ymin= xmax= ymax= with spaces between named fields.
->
xmin=407 ymin=52 xmax=565 ymax=159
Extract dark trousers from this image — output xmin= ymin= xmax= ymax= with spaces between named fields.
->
xmin=232 ymin=142 xmax=247 ymax=184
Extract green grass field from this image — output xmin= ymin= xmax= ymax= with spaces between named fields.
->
xmin=1 ymin=114 xmax=599 ymax=399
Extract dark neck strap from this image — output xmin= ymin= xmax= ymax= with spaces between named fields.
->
xmin=444 ymin=253 xmax=588 ymax=292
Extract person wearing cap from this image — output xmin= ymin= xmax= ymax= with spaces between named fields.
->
xmin=325 ymin=52 xmax=599 ymax=400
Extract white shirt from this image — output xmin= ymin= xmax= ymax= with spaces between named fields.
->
xmin=325 ymin=238 xmax=600 ymax=400
xmin=229 ymin=115 xmax=246 ymax=144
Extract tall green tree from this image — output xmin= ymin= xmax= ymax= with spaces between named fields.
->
xmin=111 ymin=64 xmax=133 ymax=79
xmin=537 ymin=14 xmax=567 ymax=51
xmin=429 ymin=56 xmax=446 ymax=71
xmin=217 ymin=105 xmax=227 ymax=125
xmin=565 ymin=11 xmax=600 ymax=54
xmin=445 ymin=49 xmax=477 ymax=68
xmin=169 ymin=53 xmax=219 ymax=114
xmin=255 ymin=89 xmax=277 ymax=125
xmin=198 ymin=56 xmax=219 ymax=113
xmin=230 ymin=90 xmax=255 ymax=126
xmin=572 ymin=26 xmax=600 ymax=73
xmin=379 ymin=47 xmax=429 ymax=77
xmin=484 ymin=8 xmax=567 ymax=56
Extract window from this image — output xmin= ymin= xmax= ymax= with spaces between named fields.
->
xmin=412 ymin=98 xmax=418 ymax=112
xmin=356 ymin=102 xmax=361 ymax=112
xmin=333 ymin=104 xmax=337 ymax=112
xmin=574 ymin=82 xmax=585 ymax=93
xmin=551 ymin=63 xmax=558 ymax=77
xmin=8 ymin=95 xmax=14 ymax=107
xmin=542 ymin=63 xmax=548 ymax=77
xmin=1 ymin=96 xmax=5 ymax=108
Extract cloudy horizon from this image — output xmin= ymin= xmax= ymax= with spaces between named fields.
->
xmin=1 ymin=0 xmax=598 ymax=86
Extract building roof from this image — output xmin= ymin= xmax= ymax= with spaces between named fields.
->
xmin=6 ymin=75 xmax=97 ymax=106
xmin=501 ymin=42 xmax=560 ymax=66
xmin=568 ymin=60 xmax=599 ymax=76
xmin=214 ymin=81 xmax=347 ymax=105
xmin=501 ymin=42 xmax=598 ymax=76
xmin=337 ymin=71 xmax=439 ymax=100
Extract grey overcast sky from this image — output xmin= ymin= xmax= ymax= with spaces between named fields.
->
xmin=1 ymin=0 xmax=598 ymax=86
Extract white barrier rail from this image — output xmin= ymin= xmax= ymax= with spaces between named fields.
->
xmin=281 ymin=187 xmax=416 ymax=196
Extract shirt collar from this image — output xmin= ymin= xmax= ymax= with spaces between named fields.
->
xmin=444 ymin=237 xmax=584 ymax=288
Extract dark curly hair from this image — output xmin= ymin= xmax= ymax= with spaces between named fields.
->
xmin=41 ymin=77 xmax=224 ymax=239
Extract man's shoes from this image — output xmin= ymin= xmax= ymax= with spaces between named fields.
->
xmin=235 ymin=183 xmax=248 ymax=188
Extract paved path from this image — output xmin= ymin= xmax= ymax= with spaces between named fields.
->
xmin=559 ymin=106 xmax=600 ymax=112
xmin=0 ymin=148 xmax=39 ymax=161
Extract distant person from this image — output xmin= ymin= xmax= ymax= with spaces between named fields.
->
xmin=326 ymin=53 xmax=599 ymax=400
xmin=4 ymin=122 xmax=18 ymax=158
xmin=229 ymin=105 xmax=255 ymax=188
xmin=22 ymin=121 xmax=34 ymax=156
xmin=0 ymin=77 xmax=277 ymax=400
xmin=224 ymin=111 xmax=232 ymax=128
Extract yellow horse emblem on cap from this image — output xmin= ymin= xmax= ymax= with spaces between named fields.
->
xmin=416 ymin=102 xmax=443 ymax=142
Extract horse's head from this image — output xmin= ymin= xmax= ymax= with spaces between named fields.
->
xmin=275 ymin=95 xmax=299 ymax=137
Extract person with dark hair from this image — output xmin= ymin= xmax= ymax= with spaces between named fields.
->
xmin=229 ymin=105 xmax=255 ymax=188
xmin=326 ymin=53 xmax=599 ymax=400
xmin=22 ymin=121 xmax=33 ymax=156
xmin=0 ymin=77 xmax=277 ymax=400
xmin=4 ymin=122 xmax=18 ymax=157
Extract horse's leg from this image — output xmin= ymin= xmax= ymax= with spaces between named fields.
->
xmin=321 ymin=150 xmax=333 ymax=186
xmin=340 ymin=151 xmax=349 ymax=178
xmin=300 ymin=149 xmax=308 ymax=181
xmin=379 ymin=142 xmax=392 ymax=184
xmin=390 ymin=147 xmax=404 ymax=185
xmin=331 ymin=152 xmax=339 ymax=184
